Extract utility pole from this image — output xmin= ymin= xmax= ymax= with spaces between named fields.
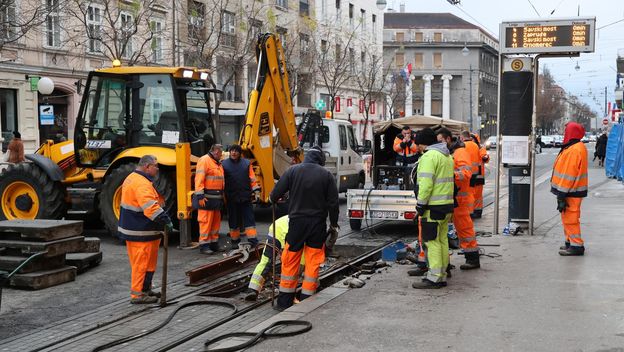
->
xmin=469 ymin=64 xmax=473 ymax=131
xmin=604 ymin=86 xmax=608 ymax=116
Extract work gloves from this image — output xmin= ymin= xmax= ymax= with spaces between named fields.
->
xmin=326 ymin=225 xmax=340 ymax=251
xmin=198 ymin=197 xmax=208 ymax=208
xmin=165 ymin=222 xmax=174 ymax=233
xmin=416 ymin=204 xmax=426 ymax=217
xmin=253 ymin=190 xmax=261 ymax=203
xmin=556 ymin=198 xmax=568 ymax=213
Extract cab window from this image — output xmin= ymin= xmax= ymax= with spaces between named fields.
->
xmin=347 ymin=125 xmax=358 ymax=151
xmin=137 ymin=74 xmax=179 ymax=145
xmin=339 ymin=125 xmax=347 ymax=150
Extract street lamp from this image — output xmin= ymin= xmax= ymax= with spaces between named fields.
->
xmin=461 ymin=45 xmax=473 ymax=131
xmin=37 ymin=77 xmax=55 ymax=95
xmin=376 ymin=0 xmax=387 ymax=10
xmin=346 ymin=105 xmax=354 ymax=123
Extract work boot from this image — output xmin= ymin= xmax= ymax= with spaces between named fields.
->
xmin=209 ymin=243 xmax=222 ymax=252
xmin=407 ymin=266 xmax=428 ymax=277
xmin=559 ymin=246 xmax=585 ymax=256
xmin=460 ymin=252 xmax=481 ymax=270
xmin=559 ymin=241 xmax=570 ymax=250
xmin=199 ymin=246 xmax=214 ymax=255
xmin=230 ymin=239 xmax=241 ymax=250
xmin=143 ymin=289 xmax=161 ymax=298
xmin=446 ymin=264 xmax=453 ymax=278
xmin=130 ymin=295 xmax=158 ymax=304
xmin=412 ymin=278 xmax=447 ymax=289
xmin=243 ymin=289 xmax=258 ymax=301
xmin=248 ymin=237 xmax=259 ymax=247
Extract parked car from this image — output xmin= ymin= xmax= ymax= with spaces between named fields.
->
xmin=541 ymin=135 xmax=555 ymax=148
xmin=485 ymin=136 xmax=497 ymax=149
xmin=553 ymin=135 xmax=563 ymax=147
xmin=589 ymin=134 xmax=597 ymax=142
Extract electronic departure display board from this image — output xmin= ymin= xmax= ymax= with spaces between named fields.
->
xmin=500 ymin=17 xmax=595 ymax=54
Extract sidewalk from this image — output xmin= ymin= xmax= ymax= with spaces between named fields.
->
xmin=248 ymin=164 xmax=624 ymax=352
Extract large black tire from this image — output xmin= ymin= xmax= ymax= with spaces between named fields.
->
xmin=349 ymin=218 xmax=362 ymax=231
xmin=0 ymin=163 xmax=66 ymax=220
xmin=100 ymin=163 xmax=177 ymax=236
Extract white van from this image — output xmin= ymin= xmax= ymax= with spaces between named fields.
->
xmin=302 ymin=118 xmax=366 ymax=192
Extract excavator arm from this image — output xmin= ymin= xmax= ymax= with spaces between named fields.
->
xmin=239 ymin=33 xmax=304 ymax=202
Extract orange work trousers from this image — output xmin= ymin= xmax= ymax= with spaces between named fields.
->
xmin=199 ymin=209 xmax=221 ymax=246
xmin=126 ymin=239 xmax=160 ymax=299
xmin=473 ymin=184 xmax=484 ymax=214
xmin=454 ymin=206 xmax=479 ymax=253
xmin=562 ymin=197 xmax=583 ymax=247
xmin=279 ymin=242 xmax=325 ymax=306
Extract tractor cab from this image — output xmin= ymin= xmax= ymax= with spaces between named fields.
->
xmin=74 ymin=67 xmax=217 ymax=168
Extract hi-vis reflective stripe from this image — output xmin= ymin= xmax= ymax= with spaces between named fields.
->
xmin=462 ymin=247 xmax=480 ymax=253
xmin=279 ymin=286 xmax=297 ymax=293
xmin=456 ymin=173 xmax=465 ymax=181
xmin=141 ymin=200 xmax=157 ymax=210
xmin=131 ymin=290 xmax=144 ymax=296
xmin=205 ymin=175 xmax=224 ymax=181
xmin=429 ymin=194 xmax=454 ymax=201
xmin=196 ymin=170 xmax=205 ymax=174
xmin=460 ymin=236 xmax=476 ymax=242
xmin=457 ymin=191 xmax=471 ymax=197
xmin=553 ymin=170 xmax=588 ymax=182
xmin=149 ymin=208 xmax=164 ymax=220
xmin=551 ymin=184 xmax=588 ymax=193
xmin=280 ymin=274 xmax=297 ymax=281
xmin=205 ymin=193 xmax=223 ymax=199
xmin=428 ymin=267 xmax=444 ymax=275
xmin=193 ymin=190 xmax=204 ymax=195
xmin=303 ymin=276 xmax=318 ymax=283
xmin=121 ymin=203 xmax=143 ymax=212
xmin=475 ymin=175 xmax=485 ymax=179
xmin=434 ymin=177 xmax=454 ymax=184
xmin=118 ymin=227 xmax=162 ymax=237
xmin=419 ymin=172 xmax=434 ymax=178
xmin=459 ymin=165 xmax=472 ymax=172
xmin=301 ymin=288 xmax=316 ymax=295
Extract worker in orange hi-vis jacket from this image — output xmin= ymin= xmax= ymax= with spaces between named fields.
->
xmin=393 ymin=126 xmax=419 ymax=166
xmin=194 ymin=144 xmax=225 ymax=255
xmin=551 ymin=122 xmax=588 ymax=256
xmin=471 ymin=133 xmax=489 ymax=218
xmin=460 ymin=131 xmax=481 ymax=216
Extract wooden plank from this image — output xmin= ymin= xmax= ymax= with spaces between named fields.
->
xmin=9 ymin=266 xmax=77 ymax=290
xmin=0 ymin=236 xmax=85 ymax=257
xmin=0 ymin=220 xmax=83 ymax=241
xmin=0 ymin=254 xmax=65 ymax=273
xmin=65 ymin=252 xmax=102 ymax=274
xmin=72 ymin=237 xmax=101 ymax=253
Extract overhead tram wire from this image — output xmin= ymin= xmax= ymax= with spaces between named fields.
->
xmin=526 ymin=0 xmax=541 ymax=17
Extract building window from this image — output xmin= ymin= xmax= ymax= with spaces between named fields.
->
xmin=360 ymin=9 xmax=365 ymax=33
xmin=299 ymin=33 xmax=309 ymax=58
xmin=0 ymin=89 xmax=18 ymax=152
xmin=276 ymin=0 xmax=288 ymax=9
xmin=151 ymin=20 xmax=163 ymax=62
xmin=0 ymin=0 xmax=17 ymax=41
xmin=414 ymin=32 xmax=423 ymax=41
xmin=299 ymin=0 xmax=309 ymax=16
xmin=372 ymin=14 xmax=376 ymax=41
xmin=335 ymin=43 xmax=341 ymax=63
xmin=349 ymin=48 xmax=355 ymax=73
xmin=320 ymin=0 xmax=326 ymax=20
xmin=433 ymin=52 xmax=442 ymax=69
xmin=413 ymin=53 xmax=423 ymax=69
xmin=320 ymin=39 xmax=327 ymax=54
xmin=188 ymin=0 xmax=205 ymax=40
xmin=348 ymin=3 xmax=353 ymax=29
xmin=87 ymin=5 xmax=102 ymax=53
xmin=395 ymin=52 xmax=404 ymax=68
xmin=335 ymin=0 xmax=341 ymax=26
xmin=120 ymin=12 xmax=134 ymax=58
xmin=276 ymin=26 xmax=287 ymax=47
xmin=395 ymin=32 xmax=404 ymax=42
xmin=434 ymin=32 xmax=442 ymax=42
xmin=360 ymin=51 xmax=365 ymax=68
xmin=220 ymin=11 xmax=236 ymax=47
xmin=46 ymin=0 xmax=61 ymax=48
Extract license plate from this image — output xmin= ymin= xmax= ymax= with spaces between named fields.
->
xmin=370 ymin=211 xmax=398 ymax=219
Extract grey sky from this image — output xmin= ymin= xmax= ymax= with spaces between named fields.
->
xmin=400 ymin=0 xmax=623 ymax=116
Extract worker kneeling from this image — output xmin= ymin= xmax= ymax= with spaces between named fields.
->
xmin=118 ymin=155 xmax=173 ymax=304
xmin=412 ymin=128 xmax=455 ymax=289
xmin=270 ymin=146 xmax=340 ymax=310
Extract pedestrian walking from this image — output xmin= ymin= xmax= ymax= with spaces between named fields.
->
xmin=552 ymin=122 xmax=588 ymax=256
xmin=5 ymin=131 xmax=24 ymax=163
xmin=270 ymin=145 xmax=339 ymax=310
xmin=412 ymin=128 xmax=455 ymax=289
xmin=594 ymin=132 xmax=607 ymax=167
xmin=437 ymin=128 xmax=480 ymax=270
xmin=194 ymin=144 xmax=225 ymax=254
xmin=118 ymin=155 xmax=173 ymax=304
xmin=222 ymin=144 xmax=261 ymax=248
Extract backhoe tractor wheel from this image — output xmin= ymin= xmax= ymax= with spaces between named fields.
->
xmin=100 ymin=163 xmax=178 ymax=236
xmin=0 ymin=163 xmax=66 ymax=220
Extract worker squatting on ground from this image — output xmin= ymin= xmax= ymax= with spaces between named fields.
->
xmin=471 ymin=133 xmax=489 ymax=218
xmin=412 ymin=128 xmax=455 ymax=289
xmin=118 ymin=155 xmax=173 ymax=304
xmin=437 ymin=128 xmax=480 ymax=270
xmin=393 ymin=126 xmax=419 ymax=166
xmin=222 ymin=144 xmax=261 ymax=249
xmin=270 ymin=146 xmax=339 ymax=310
xmin=195 ymin=144 xmax=225 ymax=254
xmin=461 ymin=131 xmax=483 ymax=218
xmin=551 ymin=122 xmax=588 ymax=256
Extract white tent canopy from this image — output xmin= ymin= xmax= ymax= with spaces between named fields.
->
xmin=374 ymin=115 xmax=468 ymax=135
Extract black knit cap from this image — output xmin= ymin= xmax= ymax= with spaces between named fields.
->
xmin=414 ymin=128 xmax=437 ymax=146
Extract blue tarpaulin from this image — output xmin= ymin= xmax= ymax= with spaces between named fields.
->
xmin=605 ymin=124 xmax=624 ymax=180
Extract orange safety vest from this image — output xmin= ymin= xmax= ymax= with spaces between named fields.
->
xmin=551 ymin=142 xmax=588 ymax=198
xmin=195 ymin=153 xmax=225 ymax=197
xmin=393 ymin=135 xmax=418 ymax=163
xmin=463 ymin=140 xmax=481 ymax=185
xmin=452 ymin=146 xmax=474 ymax=208
xmin=118 ymin=171 xmax=167 ymax=241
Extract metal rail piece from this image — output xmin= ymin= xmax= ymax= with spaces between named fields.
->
xmin=186 ymin=244 xmax=265 ymax=286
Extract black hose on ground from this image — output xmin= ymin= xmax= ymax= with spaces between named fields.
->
xmin=91 ymin=300 xmax=238 ymax=352
xmin=204 ymin=319 xmax=312 ymax=352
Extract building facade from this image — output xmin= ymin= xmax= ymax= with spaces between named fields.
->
xmin=383 ymin=12 xmax=499 ymax=135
